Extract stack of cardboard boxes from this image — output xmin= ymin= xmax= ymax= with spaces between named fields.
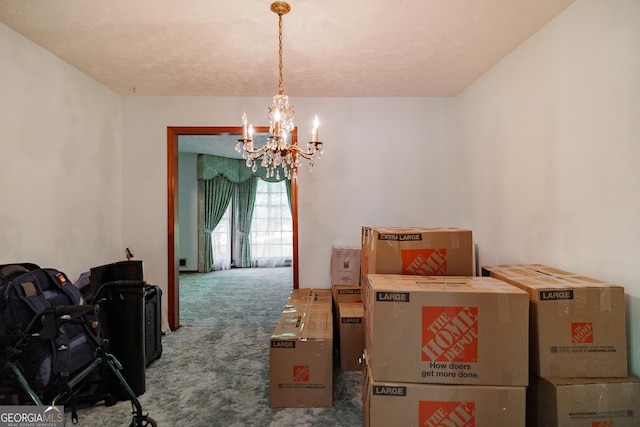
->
xmin=360 ymin=227 xmax=530 ymax=426
xmin=482 ymin=264 xmax=640 ymax=427
xmin=269 ymin=288 xmax=333 ymax=407
xmin=330 ymin=246 xmax=365 ymax=372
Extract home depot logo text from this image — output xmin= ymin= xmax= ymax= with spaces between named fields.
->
xmin=419 ymin=401 xmax=475 ymax=427
xmin=422 ymin=306 xmax=478 ymax=362
xmin=293 ymin=365 xmax=309 ymax=382
xmin=402 ymin=249 xmax=447 ymax=276
xmin=572 ymin=322 xmax=594 ymax=344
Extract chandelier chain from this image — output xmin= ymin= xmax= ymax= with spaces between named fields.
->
xmin=278 ymin=13 xmax=284 ymax=95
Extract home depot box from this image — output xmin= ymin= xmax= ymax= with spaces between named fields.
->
xmin=270 ymin=304 xmax=333 ymax=407
xmin=337 ymin=302 xmax=364 ymax=371
xmin=363 ymin=356 xmax=526 ymax=427
xmin=330 ymin=246 xmax=360 ymax=286
xmin=360 ymin=227 xmax=473 ymax=286
xmin=482 ymin=264 xmax=627 ymax=378
xmin=528 ymin=375 xmax=640 ymax=427
xmin=365 ymin=274 xmax=529 ymax=386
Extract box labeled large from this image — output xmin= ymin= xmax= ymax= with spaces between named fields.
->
xmin=529 ymin=375 xmax=640 ymax=427
xmin=330 ymin=246 xmax=360 ymax=286
xmin=337 ymin=302 xmax=364 ymax=371
xmin=482 ymin=264 xmax=628 ymax=378
xmin=365 ymin=274 xmax=529 ymax=386
xmin=363 ymin=357 xmax=526 ymax=427
xmin=360 ymin=227 xmax=473 ymax=286
xmin=269 ymin=304 xmax=333 ymax=407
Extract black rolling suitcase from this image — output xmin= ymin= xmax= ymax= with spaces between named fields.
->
xmin=144 ymin=285 xmax=162 ymax=366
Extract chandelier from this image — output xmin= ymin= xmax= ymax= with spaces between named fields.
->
xmin=236 ymin=1 xmax=324 ymax=180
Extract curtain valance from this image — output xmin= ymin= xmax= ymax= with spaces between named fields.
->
xmin=198 ymin=154 xmax=286 ymax=183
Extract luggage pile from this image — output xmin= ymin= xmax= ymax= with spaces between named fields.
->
xmin=0 ymin=261 xmax=158 ymax=426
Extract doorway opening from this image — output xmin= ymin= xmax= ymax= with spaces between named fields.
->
xmin=167 ymin=126 xmax=299 ymax=331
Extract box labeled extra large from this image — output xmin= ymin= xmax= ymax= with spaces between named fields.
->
xmin=269 ymin=303 xmax=333 ymax=407
xmin=332 ymin=285 xmax=363 ymax=304
xmin=365 ymin=274 xmax=529 ymax=386
xmin=330 ymin=246 xmax=360 ymax=286
xmin=528 ymin=375 xmax=640 ymax=427
xmin=363 ymin=355 xmax=526 ymax=427
xmin=360 ymin=227 xmax=473 ymax=286
xmin=482 ymin=264 xmax=628 ymax=378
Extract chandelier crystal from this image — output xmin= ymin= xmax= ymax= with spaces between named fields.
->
xmin=236 ymin=1 xmax=324 ymax=181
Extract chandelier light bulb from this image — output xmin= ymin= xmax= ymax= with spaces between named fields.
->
xmin=242 ymin=112 xmax=248 ymax=139
xmin=274 ymin=109 xmax=282 ymax=135
xmin=312 ymin=115 xmax=319 ymax=142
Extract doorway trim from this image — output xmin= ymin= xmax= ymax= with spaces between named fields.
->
xmin=167 ymin=126 xmax=299 ymax=331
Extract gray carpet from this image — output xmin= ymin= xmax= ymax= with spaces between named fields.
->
xmin=66 ymin=267 xmax=363 ymax=426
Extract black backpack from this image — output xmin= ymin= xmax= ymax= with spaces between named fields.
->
xmin=0 ymin=267 xmax=100 ymax=394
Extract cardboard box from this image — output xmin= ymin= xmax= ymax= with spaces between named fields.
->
xmin=287 ymin=288 xmax=332 ymax=307
xmin=331 ymin=246 xmax=361 ymax=286
xmin=482 ymin=264 xmax=628 ymax=378
xmin=364 ymin=274 xmax=529 ymax=386
xmin=360 ymin=227 xmax=474 ymax=286
xmin=287 ymin=288 xmax=311 ymax=305
xmin=309 ymin=288 xmax=332 ymax=307
xmin=363 ymin=356 xmax=526 ymax=427
xmin=528 ymin=375 xmax=640 ymax=427
xmin=269 ymin=303 xmax=333 ymax=407
xmin=332 ymin=285 xmax=363 ymax=304
xmin=337 ymin=302 xmax=364 ymax=371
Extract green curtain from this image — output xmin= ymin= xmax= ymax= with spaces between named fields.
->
xmin=197 ymin=154 xmax=292 ymax=269
xmin=233 ymin=177 xmax=258 ymax=268
xmin=285 ymin=179 xmax=293 ymax=215
xmin=198 ymin=154 xmax=287 ymax=183
xmin=200 ymin=175 xmax=234 ymax=272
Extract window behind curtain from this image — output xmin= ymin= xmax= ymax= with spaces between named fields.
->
xmin=250 ymin=180 xmax=293 ymax=267
xmin=211 ymin=180 xmax=292 ymax=269
xmin=210 ymin=203 xmax=232 ymax=270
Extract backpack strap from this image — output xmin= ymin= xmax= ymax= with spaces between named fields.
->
xmin=0 ymin=265 xmax=29 ymax=285
xmin=21 ymin=281 xmax=38 ymax=297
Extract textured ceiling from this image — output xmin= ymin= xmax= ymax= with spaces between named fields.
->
xmin=0 ymin=0 xmax=575 ymax=97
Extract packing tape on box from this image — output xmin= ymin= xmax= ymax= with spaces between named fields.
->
xmin=600 ymin=286 xmax=613 ymax=312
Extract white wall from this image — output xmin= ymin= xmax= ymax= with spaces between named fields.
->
xmin=169 ymin=98 xmax=458 ymax=283
xmin=0 ymin=24 xmax=123 ymax=281
xmin=120 ymin=96 xmax=458 ymax=318
xmin=457 ymin=0 xmax=640 ymax=375
xmin=178 ymin=153 xmax=198 ymax=271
